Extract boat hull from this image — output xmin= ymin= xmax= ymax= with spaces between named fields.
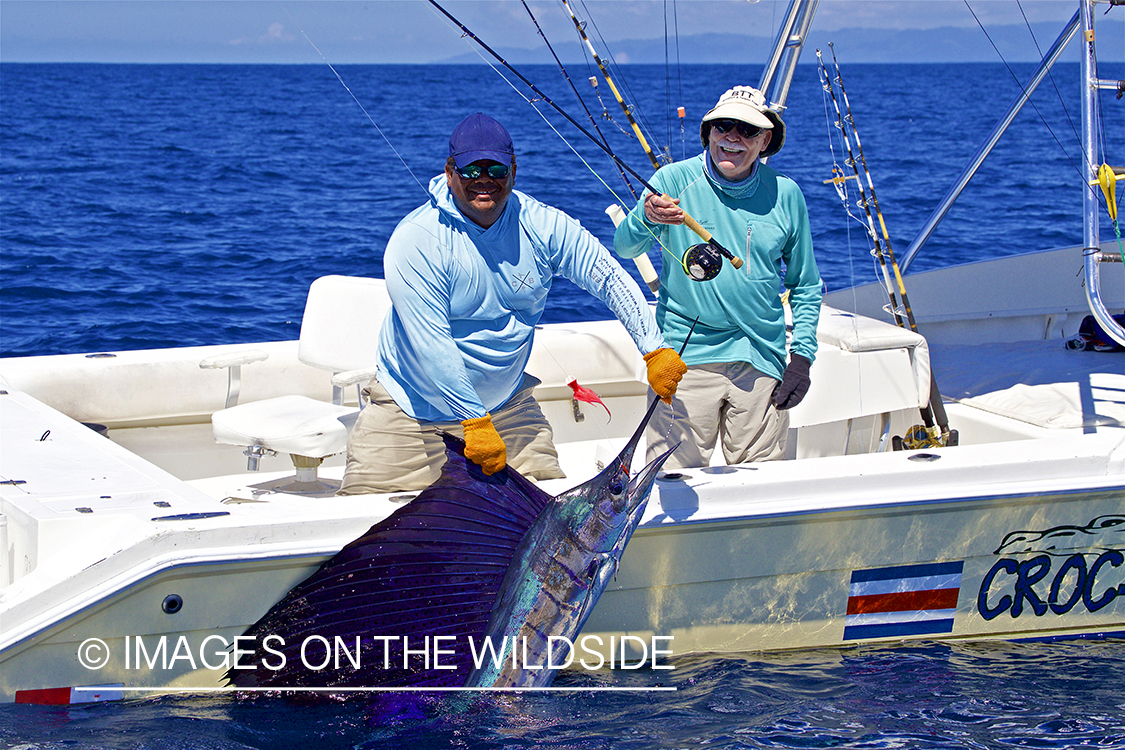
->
xmin=3 ymin=471 xmax=1121 ymax=702
xmin=3 ymin=247 xmax=1124 ymax=701
xmin=586 ymin=485 xmax=1125 ymax=662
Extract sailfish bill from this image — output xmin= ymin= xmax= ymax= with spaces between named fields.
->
xmin=226 ymin=395 xmax=675 ymax=689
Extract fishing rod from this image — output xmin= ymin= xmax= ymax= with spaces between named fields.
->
xmin=819 ymin=50 xmax=913 ymax=330
xmin=517 ymin=0 xmax=658 ymax=293
xmin=559 ymin=0 xmax=666 ymax=171
xmin=425 ymin=0 xmax=743 ymax=273
xmin=518 ymin=0 xmax=638 ymax=201
xmin=552 ymin=0 xmax=674 ymax=291
xmin=817 ymin=46 xmax=954 ymax=448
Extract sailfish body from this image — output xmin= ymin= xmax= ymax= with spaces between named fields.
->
xmin=227 ymin=399 xmax=673 ymax=689
xmin=467 ymin=433 xmax=669 ymax=687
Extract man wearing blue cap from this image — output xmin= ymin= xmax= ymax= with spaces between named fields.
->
xmin=340 ymin=113 xmax=686 ymax=494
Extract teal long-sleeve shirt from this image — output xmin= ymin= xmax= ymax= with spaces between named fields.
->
xmin=377 ymin=174 xmax=667 ymax=423
xmin=614 ymin=153 xmax=822 ymax=381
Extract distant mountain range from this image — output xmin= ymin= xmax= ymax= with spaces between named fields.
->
xmin=440 ymin=20 xmax=1125 ymax=65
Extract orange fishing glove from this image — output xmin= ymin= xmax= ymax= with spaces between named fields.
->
xmin=643 ymin=348 xmax=687 ymax=403
xmin=460 ymin=414 xmax=507 ymax=475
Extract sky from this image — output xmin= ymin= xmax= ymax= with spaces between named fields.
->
xmin=0 ymin=0 xmax=1099 ymax=64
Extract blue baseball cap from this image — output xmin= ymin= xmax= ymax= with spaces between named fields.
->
xmin=449 ymin=113 xmax=514 ymax=169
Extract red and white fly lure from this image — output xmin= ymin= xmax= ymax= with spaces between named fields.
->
xmin=567 ymin=379 xmax=611 ymax=419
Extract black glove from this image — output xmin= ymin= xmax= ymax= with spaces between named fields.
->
xmin=771 ymin=353 xmax=811 ymax=410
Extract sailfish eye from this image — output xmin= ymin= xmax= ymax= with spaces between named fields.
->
xmin=610 ymin=478 xmax=625 ymax=495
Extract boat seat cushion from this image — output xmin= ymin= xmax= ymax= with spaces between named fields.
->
xmin=816 ymin=306 xmax=931 ymax=405
xmin=932 ymin=340 xmax=1125 ymax=429
xmin=211 ymin=394 xmax=359 ymax=458
xmin=786 ymin=306 xmax=932 ymax=428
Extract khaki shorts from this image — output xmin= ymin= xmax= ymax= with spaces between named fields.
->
xmin=647 ymin=361 xmax=788 ymax=469
xmin=338 ymin=373 xmax=565 ymax=495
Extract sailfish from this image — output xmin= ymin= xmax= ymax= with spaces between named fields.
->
xmin=226 ymin=395 xmax=674 ymax=689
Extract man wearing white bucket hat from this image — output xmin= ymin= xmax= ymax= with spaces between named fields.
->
xmin=614 ymin=86 xmax=822 ymax=467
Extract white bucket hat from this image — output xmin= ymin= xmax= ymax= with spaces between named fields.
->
xmin=699 ymin=86 xmax=786 ymax=157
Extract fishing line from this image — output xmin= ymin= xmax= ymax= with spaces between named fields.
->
xmin=828 ymin=45 xmax=953 ymax=443
xmin=665 ymin=0 xmax=686 ymax=160
xmin=818 ymin=52 xmax=866 ymax=425
xmin=414 ymin=0 xmax=689 ymax=445
xmin=422 ymin=1 xmax=633 ymax=210
xmin=1013 ymin=0 xmax=1084 ymax=156
xmin=280 ymin=7 xmax=430 ymax=198
xmin=522 ymin=0 xmax=667 ymax=292
xmin=560 ymin=0 xmax=666 ymax=171
xmin=816 ymin=50 xmax=906 ymax=331
xmin=652 ymin=315 xmax=699 ymax=455
xmin=433 ymin=12 xmax=669 ymax=261
xmin=552 ymin=0 xmax=675 ymax=292
xmin=963 ymin=0 xmax=1112 ymax=216
xmin=818 ymin=67 xmax=867 ymax=239
xmin=519 ymin=0 xmax=639 ymax=201
xmin=574 ymin=0 xmax=668 ymax=165
xmin=282 ymin=6 xmax=690 ymax=454
xmin=425 ymin=0 xmax=740 ymax=276
xmin=559 ymin=5 xmax=624 ymax=137
xmin=287 ymin=5 xmax=656 ymax=445
xmin=819 ymin=47 xmax=953 ymax=446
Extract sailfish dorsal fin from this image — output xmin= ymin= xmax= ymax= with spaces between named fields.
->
xmin=228 ymin=434 xmax=554 ymax=688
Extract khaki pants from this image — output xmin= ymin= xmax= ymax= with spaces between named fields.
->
xmin=647 ymin=361 xmax=788 ymax=469
xmin=338 ymin=374 xmax=565 ymax=494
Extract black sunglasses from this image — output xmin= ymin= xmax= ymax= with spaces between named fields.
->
xmin=711 ymin=119 xmax=765 ymax=139
xmin=455 ymin=163 xmax=511 ymax=180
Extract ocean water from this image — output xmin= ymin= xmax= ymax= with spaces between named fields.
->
xmin=1 ymin=640 xmax=1124 ymax=749
xmin=2 ymin=60 xmax=1125 ymax=748
xmin=2 ymin=61 xmax=1122 ymax=358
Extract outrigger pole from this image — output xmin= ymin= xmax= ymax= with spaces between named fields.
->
xmin=1079 ymin=0 xmax=1125 ymax=348
xmin=757 ymin=0 xmax=820 ymax=169
xmin=425 ymin=0 xmax=744 ymax=272
xmin=898 ymin=9 xmax=1081 ymax=272
xmin=817 ymin=47 xmax=954 ymax=448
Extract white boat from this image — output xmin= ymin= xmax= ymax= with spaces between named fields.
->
xmin=1 ymin=0 xmax=1122 ymax=704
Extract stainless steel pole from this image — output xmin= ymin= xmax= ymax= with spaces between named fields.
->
xmin=899 ymin=10 xmax=1081 ymax=272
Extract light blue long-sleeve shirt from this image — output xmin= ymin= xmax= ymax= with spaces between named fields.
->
xmin=376 ymin=174 xmax=666 ymax=423
xmin=614 ymin=153 xmax=822 ymax=381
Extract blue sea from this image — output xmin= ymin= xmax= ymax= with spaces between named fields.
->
xmin=3 ymin=61 xmax=1123 ymax=358
xmin=2 ymin=61 xmax=1125 ymax=748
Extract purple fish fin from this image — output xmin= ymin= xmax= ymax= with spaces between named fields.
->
xmin=227 ymin=434 xmax=554 ymax=689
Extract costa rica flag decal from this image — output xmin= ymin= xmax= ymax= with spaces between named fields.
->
xmin=843 ymin=561 xmax=965 ymax=640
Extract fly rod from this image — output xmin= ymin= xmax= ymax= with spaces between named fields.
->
xmin=426 ymin=0 xmax=743 ymax=272
xmin=818 ymin=46 xmax=954 ymax=447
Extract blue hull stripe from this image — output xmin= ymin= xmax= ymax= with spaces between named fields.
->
xmin=843 ymin=618 xmax=957 ymax=641
xmin=850 ymin=561 xmax=964 ymax=584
